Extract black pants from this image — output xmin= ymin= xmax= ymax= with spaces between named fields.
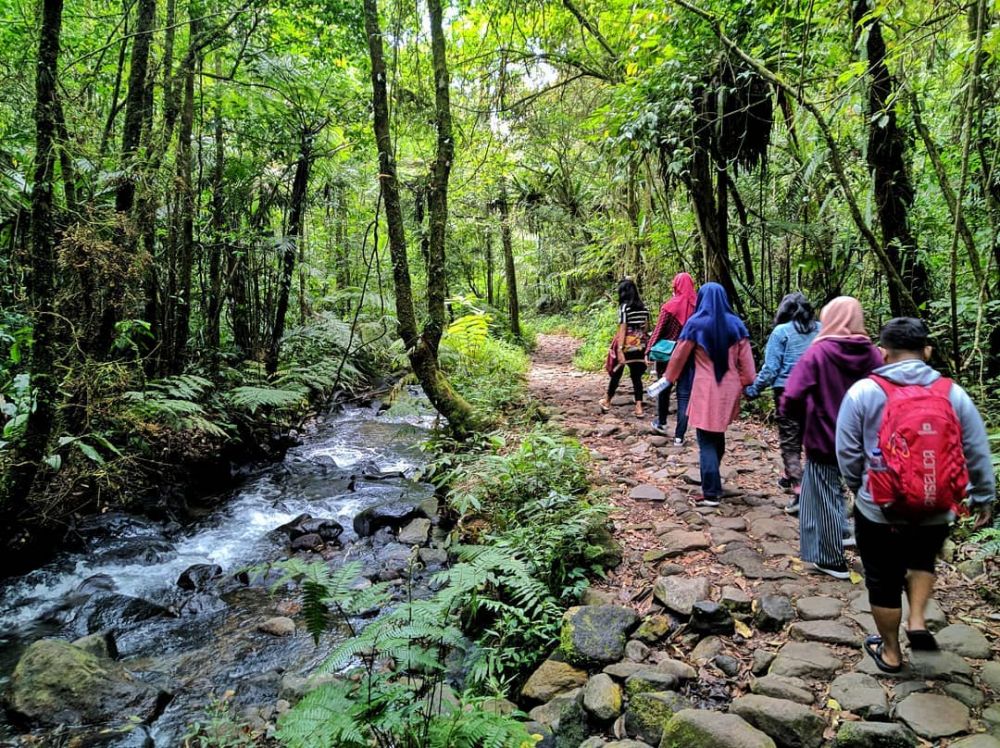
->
xmin=607 ymin=361 xmax=647 ymax=403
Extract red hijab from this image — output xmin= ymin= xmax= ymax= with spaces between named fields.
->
xmin=661 ymin=272 xmax=697 ymax=326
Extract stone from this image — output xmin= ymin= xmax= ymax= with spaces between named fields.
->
xmin=692 ymin=636 xmax=724 ymax=663
xmin=418 ymin=547 xmax=448 ymax=568
xmin=901 ymin=597 xmax=948 ymax=632
xmin=588 ymin=523 xmax=624 ymax=568
xmin=353 ymin=502 xmax=424 ymax=537
xmin=623 ymin=691 xmax=689 ymax=744
xmin=936 ymin=623 xmax=993 ymax=659
xmin=291 ymin=533 xmax=325 ymax=552
xmin=982 ymin=662 xmax=1000 ymax=691
xmin=176 ymin=563 xmax=224 ymax=591
xmin=720 ymin=548 xmax=796 ymax=579
xmin=751 ymin=675 xmax=814 ymax=705
xmin=892 ymin=681 xmax=930 ymax=699
xmin=643 ymin=549 xmax=670 ymax=564
xmin=528 ymin=689 xmax=581 ymax=726
xmin=748 ymin=518 xmax=798 ymax=541
xmin=711 ymin=529 xmax=750 ymax=547
xmin=279 ymin=672 xmax=342 ymax=701
xmin=714 ymin=655 xmax=741 ymax=677
xmin=957 ymin=558 xmax=986 ymax=578
xmin=828 ymin=673 xmax=888 ymax=719
xmin=9 ymin=639 xmax=162 ymax=727
xmin=651 ymin=657 xmax=697 ymax=681
xmin=952 ymin=737 xmax=1000 ymax=748
xmin=795 ymin=596 xmax=843 ymax=621
xmin=583 ymin=674 xmax=622 ymax=721
xmin=259 ymin=616 xmax=295 ymax=636
xmin=607 ymin=742 xmax=651 ymax=748
xmin=768 ymin=642 xmax=842 ymax=679
xmin=71 ymin=631 xmax=117 ymax=661
xmin=521 ymin=659 xmax=588 ymax=703
xmin=478 ymin=697 xmax=517 ymax=716
xmin=689 ymin=601 xmax=735 ymax=636
xmin=681 ymin=468 xmax=701 ymax=485
xmin=944 ymin=682 xmax=986 ymax=708
xmin=895 ymin=692 xmax=970 ymax=739
xmin=660 ymin=709 xmax=777 ymax=748
xmin=626 ymin=639 xmax=650 ymax=662
xmin=831 ymin=721 xmax=917 ymax=748
xmin=985 ymin=703 xmax=1000 ymax=730
xmin=630 ymin=484 xmax=666 ymax=502
xmin=789 ymin=620 xmax=861 ymax=647
xmin=755 ymin=595 xmax=796 ymax=632
xmin=652 ymin=576 xmax=711 ymax=617
xmin=625 ymin=670 xmax=679 ymax=697
xmin=579 ymin=739 xmax=606 ymax=748
xmin=658 ymin=530 xmax=710 ymax=556
xmin=603 ymin=662 xmax=646 ymax=680
xmin=761 ymin=541 xmax=797 ymax=558
xmin=554 ymin=693 xmax=588 ymax=747
xmin=721 ymin=586 xmax=752 ymax=614
xmin=730 ymin=694 xmax=826 ymax=748
xmin=716 ymin=516 xmax=748 ymax=531
xmin=397 ymin=518 xmax=431 ymax=545
xmin=560 ymin=605 xmax=640 ymax=667
xmin=908 ymin=649 xmax=974 ymax=683
xmin=752 ymin=650 xmax=776 ymax=675
xmin=582 ymin=588 xmax=618 ymax=606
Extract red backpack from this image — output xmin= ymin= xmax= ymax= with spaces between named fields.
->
xmin=867 ymin=375 xmax=970 ymax=517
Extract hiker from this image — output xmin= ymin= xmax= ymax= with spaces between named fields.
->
xmin=663 ymin=283 xmax=756 ymax=506
xmin=837 ymin=317 xmax=994 ymax=673
xmin=744 ymin=292 xmax=820 ymax=506
xmin=600 ymin=278 xmax=651 ymax=418
xmin=781 ymin=296 xmax=883 ymax=579
xmin=647 ymin=272 xmax=697 ymax=444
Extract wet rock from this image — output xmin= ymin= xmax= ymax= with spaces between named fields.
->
xmin=353 ymin=502 xmax=424 ymax=537
xmin=936 ymin=623 xmax=992 ymax=659
xmin=660 ymin=709 xmax=776 ymax=748
xmin=755 ymin=595 xmax=795 ymax=632
xmin=623 ymin=691 xmax=689 ymax=744
xmin=625 ymin=639 xmax=650 ymax=662
xmin=689 ymin=601 xmax=735 ymax=636
xmin=258 ymin=616 xmax=295 ymax=637
xmin=652 ymin=576 xmax=711 ymax=617
xmin=895 ymin=692 xmax=969 ymax=739
xmin=625 ymin=670 xmax=679 ymax=697
xmin=831 ymin=721 xmax=917 ymax=747
xmin=374 ymin=542 xmax=416 ymax=581
xmin=559 ymin=605 xmax=639 ymax=667
xmin=982 ymin=661 xmax=1000 ymax=690
xmin=944 ymin=682 xmax=986 ymax=708
xmin=279 ymin=672 xmax=342 ymax=701
xmin=291 ymin=533 xmax=325 ymax=552
xmin=630 ymin=484 xmax=666 ymax=502
xmin=828 ymin=673 xmax=888 ymax=719
xmin=730 ymin=694 xmax=826 ymax=748
xmin=9 ymin=639 xmax=163 ymax=727
xmin=768 ymin=642 xmax=842 ymax=679
xmin=81 ymin=594 xmax=173 ymax=636
xmin=176 ymin=563 xmax=224 ymax=591
xmin=789 ymin=620 xmax=861 ymax=647
xmin=795 ymin=596 xmax=843 ymax=620
xmin=714 ymin=655 xmax=740 ymax=677
xmin=176 ymin=592 xmax=227 ymax=617
xmin=583 ymin=673 xmax=622 ymax=721
xmin=521 ymin=659 xmax=588 ymax=703
xmin=72 ymin=631 xmax=118 ymax=660
xmin=75 ymin=573 xmax=117 ymax=597
xmin=658 ymin=530 xmax=710 ymax=556
xmin=752 ymin=649 xmax=777 ymax=675
xmin=397 ymin=518 xmax=431 ymax=545
xmin=691 ymin=636 xmax=723 ymax=663
xmin=751 ymin=675 xmax=814 ymax=705
xmin=721 ymin=586 xmax=752 ymax=614
xmin=634 ymin=614 xmax=675 ymax=643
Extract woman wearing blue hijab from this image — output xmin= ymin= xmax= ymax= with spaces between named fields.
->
xmin=663 ymin=283 xmax=756 ymax=505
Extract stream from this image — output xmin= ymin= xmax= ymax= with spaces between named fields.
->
xmin=0 ymin=397 xmax=438 ymax=746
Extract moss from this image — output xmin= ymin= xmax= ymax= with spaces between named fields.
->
xmin=624 ymin=691 xmax=687 ymax=744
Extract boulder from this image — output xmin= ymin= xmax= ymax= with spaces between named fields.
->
xmin=353 ymin=502 xmax=424 ymax=537
xmin=554 ymin=695 xmax=588 ymax=748
xmin=71 ymin=631 xmax=118 ymax=661
xmin=528 ymin=689 xmax=581 ymax=727
xmin=176 ymin=563 xmax=224 ymax=591
xmin=831 ymin=721 xmax=917 ymax=748
xmin=660 ymin=709 xmax=776 ymax=748
xmin=623 ymin=691 xmax=689 ymax=744
xmin=582 ymin=674 xmax=622 ymax=721
xmin=274 ymin=514 xmax=343 ymax=543
xmin=521 ymin=659 xmax=588 ymax=703
xmin=730 ymin=694 xmax=825 ymax=748
xmin=907 ymin=649 xmax=974 ymax=683
xmin=719 ymin=548 xmax=795 ymax=580
xmin=789 ymin=620 xmax=861 ymax=647
xmin=951 ymin=737 xmax=1000 ymax=748
xmin=689 ymin=601 xmax=735 ymax=636
xmin=768 ymin=642 xmax=842 ymax=679
xmin=721 ymin=586 xmax=752 ymax=614
xmin=982 ymin=661 xmax=1000 ymax=691
xmin=754 ymin=595 xmax=795 ymax=632
xmin=752 ymin=649 xmax=776 ymax=676
xmin=750 ymin=675 xmax=814 ymax=705
xmin=828 ymin=672 xmax=888 ymax=719
xmin=630 ymin=485 xmax=666 ymax=502
xmin=691 ymin=636 xmax=724 ymax=664
xmin=658 ymin=530 xmax=710 ymax=556
xmin=652 ymin=576 xmax=711 ymax=617
xmin=794 ymin=596 xmax=843 ymax=621
xmin=9 ymin=639 xmax=163 ymax=726
xmin=258 ymin=616 xmax=295 ymax=637
xmin=291 ymin=533 xmax=325 ymax=552
xmin=603 ymin=662 xmax=646 ymax=680
xmin=625 ymin=670 xmax=679 ymax=697
xmin=634 ymin=614 xmax=674 ymax=643
xmin=895 ymin=693 xmax=969 ymax=739
xmin=559 ymin=605 xmax=639 ymax=667
xmin=652 ymin=657 xmax=696 ymax=681
xmin=626 ymin=639 xmax=650 ymax=662
xmin=944 ymin=682 xmax=986 ymax=708
xmin=397 ymin=518 xmax=431 ymax=545
xmin=936 ymin=623 xmax=993 ymax=659
xmin=80 ymin=594 xmax=172 ymax=637
xmin=714 ymin=655 xmax=741 ymax=677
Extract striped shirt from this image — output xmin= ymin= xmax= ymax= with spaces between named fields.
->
xmin=618 ymin=304 xmax=650 ymax=329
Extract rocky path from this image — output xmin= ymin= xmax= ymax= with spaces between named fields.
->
xmin=523 ymin=334 xmax=1000 ymax=748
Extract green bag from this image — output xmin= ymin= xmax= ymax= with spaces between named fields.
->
xmin=648 ymin=339 xmax=676 ymax=362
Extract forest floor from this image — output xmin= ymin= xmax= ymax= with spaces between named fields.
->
xmin=527 ymin=333 xmax=1000 ymax=746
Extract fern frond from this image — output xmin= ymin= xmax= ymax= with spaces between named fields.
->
xmin=226 ymin=385 xmax=306 ymax=413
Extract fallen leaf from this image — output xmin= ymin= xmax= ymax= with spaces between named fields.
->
xmin=849 ymin=570 xmax=863 ymax=585
xmin=826 ymin=697 xmax=842 ymax=711
xmin=734 ymin=620 xmax=753 ymax=638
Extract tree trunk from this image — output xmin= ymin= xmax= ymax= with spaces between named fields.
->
xmin=206 ymin=54 xmax=225 ymax=351
xmin=497 ymin=184 xmax=521 ymax=339
xmin=485 ymin=226 xmax=494 ymax=306
xmin=1 ymin=0 xmax=64 ymax=516
xmin=854 ymin=0 xmax=928 ymax=315
xmin=363 ymin=0 xmax=476 ymax=435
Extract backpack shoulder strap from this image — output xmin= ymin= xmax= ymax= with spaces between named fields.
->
xmin=930 ymin=376 xmax=953 ymax=397
xmin=869 ymin=374 xmax=898 ymax=394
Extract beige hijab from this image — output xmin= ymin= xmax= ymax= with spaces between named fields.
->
xmin=812 ymin=296 xmax=870 ymax=344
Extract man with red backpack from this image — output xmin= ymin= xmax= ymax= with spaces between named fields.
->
xmin=837 ymin=317 xmax=995 ymax=673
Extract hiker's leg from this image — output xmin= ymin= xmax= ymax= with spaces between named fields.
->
xmin=904 ymin=523 xmax=950 ymax=631
xmin=856 ymin=509 xmax=905 ymax=667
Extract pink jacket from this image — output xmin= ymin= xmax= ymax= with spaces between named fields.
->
xmin=665 ymin=339 xmax=756 ymax=432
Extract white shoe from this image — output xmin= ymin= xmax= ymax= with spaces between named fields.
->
xmin=843 ymin=536 xmax=857 ymax=548
xmin=673 ymin=437 xmax=684 ymax=446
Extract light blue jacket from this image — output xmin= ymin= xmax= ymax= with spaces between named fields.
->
xmin=745 ymin=321 xmax=819 ymax=397
xmin=836 ymin=359 xmax=995 ymax=525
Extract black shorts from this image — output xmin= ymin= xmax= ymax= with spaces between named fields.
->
xmin=854 ymin=509 xmax=951 ymax=609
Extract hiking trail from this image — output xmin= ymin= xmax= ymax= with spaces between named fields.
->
xmin=525 ymin=333 xmax=1000 ymax=747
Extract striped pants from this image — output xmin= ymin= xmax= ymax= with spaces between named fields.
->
xmin=799 ymin=460 xmax=850 ymax=567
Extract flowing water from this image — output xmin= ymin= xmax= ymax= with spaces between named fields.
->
xmin=0 ymin=398 xmax=438 ymax=746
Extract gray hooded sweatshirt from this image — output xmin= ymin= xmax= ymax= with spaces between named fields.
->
xmin=836 ymin=359 xmax=995 ymax=525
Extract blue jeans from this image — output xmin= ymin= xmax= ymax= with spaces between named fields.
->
xmin=697 ymin=429 xmax=726 ymax=499
xmin=655 ymin=363 xmax=692 ymax=441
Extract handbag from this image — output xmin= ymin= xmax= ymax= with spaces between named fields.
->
xmin=648 ymin=339 xmax=676 ymax=362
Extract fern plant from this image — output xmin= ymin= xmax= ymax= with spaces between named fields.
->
xmin=123 ymin=375 xmax=231 ymax=437
xmin=971 ymin=526 xmax=1000 ymax=558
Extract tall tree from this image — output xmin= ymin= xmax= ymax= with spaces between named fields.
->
xmin=497 ymin=183 xmax=521 ymax=339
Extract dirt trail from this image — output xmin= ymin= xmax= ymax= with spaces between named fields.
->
xmin=528 ymin=333 xmax=1000 ymax=745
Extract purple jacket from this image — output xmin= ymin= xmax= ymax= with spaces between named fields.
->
xmin=780 ymin=338 xmax=883 ymax=464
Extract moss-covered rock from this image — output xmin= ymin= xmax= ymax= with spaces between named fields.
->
xmin=9 ymin=639 xmax=163 ymax=727
xmin=623 ymin=691 xmax=689 ymax=744
xmin=582 ymin=673 xmax=622 ymax=721
xmin=521 ymin=659 xmax=588 ymax=703
xmin=559 ymin=605 xmax=639 ymax=668
xmin=831 ymin=721 xmax=917 ymax=748
xmin=586 ymin=523 xmax=623 ymax=569
xmin=659 ymin=709 xmax=776 ymax=748
xmin=634 ymin=614 xmax=675 ymax=643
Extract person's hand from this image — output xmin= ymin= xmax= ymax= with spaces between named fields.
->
xmin=743 ymin=385 xmax=757 ymax=400
xmin=972 ymin=502 xmax=994 ymax=530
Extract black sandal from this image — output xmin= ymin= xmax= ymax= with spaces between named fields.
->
xmin=863 ymin=635 xmax=904 ymax=674
xmin=905 ymin=628 xmax=938 ymax=651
